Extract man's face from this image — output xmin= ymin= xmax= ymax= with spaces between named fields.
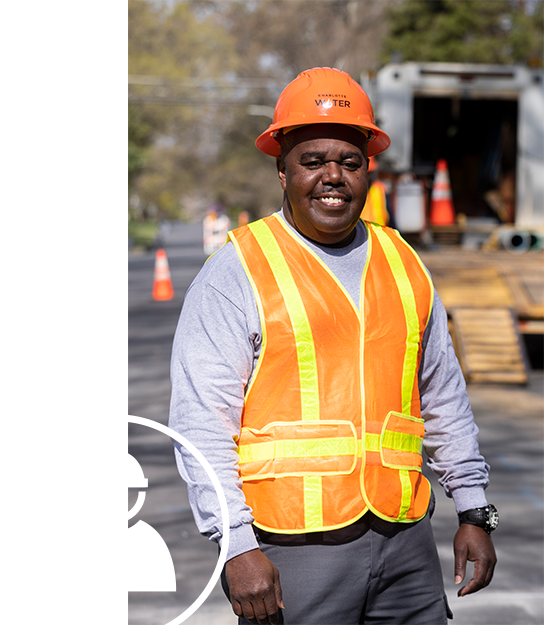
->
xmin=277 ymin=124 xmax=369 ymax=245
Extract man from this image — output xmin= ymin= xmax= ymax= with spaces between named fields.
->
xmin=169 ymin=67 xmax=497 ymax=625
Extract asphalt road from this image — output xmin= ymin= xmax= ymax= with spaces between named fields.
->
xmin=128 ymin=221 xmax=544 ymax=626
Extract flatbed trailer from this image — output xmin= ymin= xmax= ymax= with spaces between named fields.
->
xmin=418 ymin=247 xmax=544 ymax=384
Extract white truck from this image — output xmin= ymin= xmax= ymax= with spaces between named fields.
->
xmin=366 ymin=62 xmax=544 ymax=237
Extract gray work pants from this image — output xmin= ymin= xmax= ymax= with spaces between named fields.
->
xmin=222 ymin=502 xmax=452 ymax=625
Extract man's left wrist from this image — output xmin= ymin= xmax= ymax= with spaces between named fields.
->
xmin=458 ymin=504 xmax=499 ymax=534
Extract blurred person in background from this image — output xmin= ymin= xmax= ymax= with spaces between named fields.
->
xmin=360 ymin=156 xmax=392 ymax=227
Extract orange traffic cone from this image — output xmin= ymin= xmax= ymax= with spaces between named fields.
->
xmin=430 ymin=159 xmax=456 ymax=226
xmin=152 ymin=249 xmax=174 ymax=301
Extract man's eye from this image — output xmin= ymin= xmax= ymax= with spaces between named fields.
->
xmin=343 ymin=162 xmax=360 ymax=170
xmin=302 ymin=160 xmax=322 ymax=168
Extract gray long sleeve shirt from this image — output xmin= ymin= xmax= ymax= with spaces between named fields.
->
xmin=169 ymin=212 xmax=490 ymax=561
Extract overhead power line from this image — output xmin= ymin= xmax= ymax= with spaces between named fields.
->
xmin=128 ymin=75 xmax=283 ymax=106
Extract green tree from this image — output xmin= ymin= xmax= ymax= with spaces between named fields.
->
xmin=128 ymin=104 xmax=160 ymax=191
xmin=221 ymin=0 xmax=391 ymax=85
xmin=382 ymin=0 xmax=543 ymax=66
xmin=128 ymin=0 xmax=240 ymax=220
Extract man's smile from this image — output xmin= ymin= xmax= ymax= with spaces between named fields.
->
xmin=316 ymin=195 xmax=348 ymax=207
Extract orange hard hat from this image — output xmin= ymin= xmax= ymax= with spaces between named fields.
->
xmin=368 ymin=156 xmax=379 ymax=172
xmin=255 ymin=67 xmax=390 ymax=158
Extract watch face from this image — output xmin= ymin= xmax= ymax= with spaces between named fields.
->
xmin=486 ymin=504 xmax=499 ymax=530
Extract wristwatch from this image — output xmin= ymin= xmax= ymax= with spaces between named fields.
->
xmin=458 ymin=504 xmax=499 ymax=534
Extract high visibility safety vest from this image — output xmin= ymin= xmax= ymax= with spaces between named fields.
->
xmin=227 ymin=213 xmax=434 ymax=534
xmin=361 ymin=180 xmax=389 ymax=227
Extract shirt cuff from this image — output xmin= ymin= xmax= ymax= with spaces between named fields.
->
xmin=218 ymin=522 xmax=259 ymax=562
xmin=451 ymin=487 xmax=489 ymax=514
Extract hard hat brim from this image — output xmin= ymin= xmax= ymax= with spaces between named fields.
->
xmin=256 ymin=119 xmax=391 ymax=158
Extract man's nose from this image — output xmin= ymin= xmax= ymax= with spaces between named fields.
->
xmin=322 ymin=162 xmax=343 ymax=184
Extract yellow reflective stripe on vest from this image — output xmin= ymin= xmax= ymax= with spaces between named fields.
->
xmin=304 ymin=476 xmax=323 ymax=529
xmin=359 ymin=434 xmax=379 ymax=455
xmin=249 ymin=220 xmax=320 ymax=421
xmin=372 ymin=226 xmax=420 ymax=416
xmin=398 ymin=470 xmax=412 ymax=521
xmin=240 ymin=435 xmax=380 ymax=465
xmin=249 ymin=220 xmax=323 ymax=529
xmin=382 ymin=431 xmax=423 ymax=454
xmin=239 ymin=436 xmax=357 ymax=465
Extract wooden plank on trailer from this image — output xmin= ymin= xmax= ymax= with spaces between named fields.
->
xmin=449 ymin=307 xmax=529 ymax=385
xmin=469 ymin=372 xmax=528 ymax=384
xmin=418 ymin=248 xmax=544 ymax=320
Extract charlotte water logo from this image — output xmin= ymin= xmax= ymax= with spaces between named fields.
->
xmin=0 ymin=414 xmax=230 ymax=642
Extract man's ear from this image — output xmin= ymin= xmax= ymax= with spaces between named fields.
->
xmin=276 ymin=155 xmax=287 ymax=191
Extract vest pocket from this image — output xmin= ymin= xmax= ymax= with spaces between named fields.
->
xmin=379 ymin=411 xmax=424 ymax=472
xmin=238 ymin=420 xmax=358 ymax=481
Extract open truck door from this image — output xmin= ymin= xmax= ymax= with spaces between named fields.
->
xmin=374 ymin=63 xmax=544 ymax=234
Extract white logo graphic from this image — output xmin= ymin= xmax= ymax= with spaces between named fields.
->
xmin=127 ymin=454 xmax=177 ymax=592
xmin=0 ymin=414 xmax=230 ymax=642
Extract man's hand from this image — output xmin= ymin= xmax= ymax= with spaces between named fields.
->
xmin=224 ymin=548 xmax=284 ymax=624
xmin=453 ymin=524 xmax=497 ymax=597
